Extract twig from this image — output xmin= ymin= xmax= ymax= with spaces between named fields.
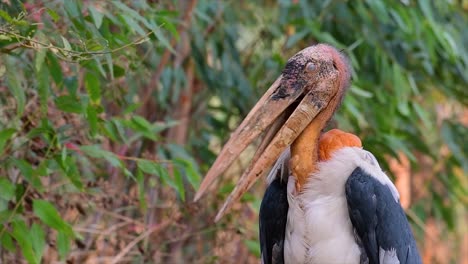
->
xmin=0 ymin=28 xmax=152 ymax=62
xmin=115 ymin=154 xmax=172 ymax=164
xmin=101 ymin=209 xmax=145 ymax=227
xmin=75 ymin=221 xmax=131 ymax=236
xmin=110 ymin=219 xmax=173 ymax=264
xmin=0 ymin=185 xmax=31 ymax=238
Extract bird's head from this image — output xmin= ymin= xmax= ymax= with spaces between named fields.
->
xmin=194 ymin=44 xmax=352 ymax=221
xmin=279 ymin=44 xmax=351 ymax=100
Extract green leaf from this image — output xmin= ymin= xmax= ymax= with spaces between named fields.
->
xmin=120 ymin=14 xmax=146 ymax=35
xmin=55 ymin=153 xmax=83 ymax=189
xmin=88 ymin=6 xmax=104 ymax=28
xmin=285 ymin=29 xmax=309 ymax=49
xmin=64 ymin=76 xmax=78 ymax=95
xmin=86 ymin=105 xmax=98 ymax=137
xmin=84 ymin=72 xmax=101 ymax=104
xmin=34 ymin=47 xmax=47 ymax=73
xmin=57 ymin=231 xmax=70 ymax=260
xmin=0 ymin=232 xmax=15 ymax=252
xmin=30 ymin=223 xmax=46 ymax=263
xmin=172 ymin=168 xmax=185 ymax=201
xmin=0 ymin=178 xmax=15 ymax=200
xmin=5 ymin=56 xmax=25 ymax=115
xmin=137 ymin=159 xmax=158 ymax=174
xmin=103 ymin=64 xmax=125 ymax=78
xmin=46 ymin=53 xmax=63 ymax=85
xmin=33 ymin=200 xmax=74 ymax=238
xmin=36 ymin=57 xmax=50 ymax=115
xmin=102 ymin=119 xmax=124 ymax=142
xmin=105 ymin=54 xmax=114 ymax=80
xmin=412 ymin=102 xmax=431 ymax=129
xmin=136 ymin=169 xmax=147 ymax=211
xmin=55 ymin=95 xmax=83 ymax=113
xmin=244 ymin=239 xmax=260 ymax=257
xmin=131 ymin=116 xmax=153 ymax=131
xmin=46 ymin=8 xmax=60 ymax=22
xmin=11 ymin=159 xmax=42 ymax=189
xmin=113 ymin=1 xmax=175 ymax=53
xmin=61 ymin=36 xmax=72 ymax=51
xmin=80 ymin=145 xmax=121 ymax=167
xmin=0 ymin=9 xmax=13 ymax=22
xmin=0 ymin=128 xmax=16 ymax=153
xmin=128 ymin=116 xmax=158 ymax=141
xmin=11 ymin=220 xmax=36 ymax=264
xmin=382 ymin=134 xmax=416 ymax=161
xmin=151 ymin=28 xmax=175 ymax=53
xmin=157 ymin=16 xmax=179 ymax=38
xmin=26 ymin=119 xmax=55 ymax=144
xmin=397 ymin=101 xmax=410 ymax=117
xmin=137 ymin=160 xmax=173 ymax=187
xmin=64 ymin=0 xmax=81 ymax=19
xmin=441 ymin=121 xmax=466 ymax=167
xmin=350 ymin=85 xmax=373 ymax=98
xmin=174 ymin=158 xmax=201 ymax=190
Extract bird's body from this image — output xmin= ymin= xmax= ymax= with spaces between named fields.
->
xmin=286 ymin=149 xmax=365 ymax=264
xmin=261 ymin=147 xmax=421 ymax=264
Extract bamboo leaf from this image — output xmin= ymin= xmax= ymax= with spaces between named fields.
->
xmin=0 ymin=128 xmax=16 ymax=153
xmin=55 ymin=95 xmax=83 ymax=113
xmin=57 ymin=231 xmax=70 ymax=260
xmin=36 ymin=57 xmax=50 ymax=115
xmin=79 ymin=145 xmax=121 ymax=167
xmin=11 ymin=220 xmax=37 ymax=264
xmin=84 ymin=72 xmax=101 ymax=104
xmin=5 ymin=56 xmax=25 ymax=115
xmin=33 ymin=200 xmax=74 ymax=238
xmin=88 ymin=6 xmax=104 ymax=28
xmin=30 ymin=223 xmax=46 ymax=264
xmin=0 ymin=178 xmax=15 ymax=200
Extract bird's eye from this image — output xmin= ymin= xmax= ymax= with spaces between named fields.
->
xmin=305 ymin=62 xmax=316 ymax=72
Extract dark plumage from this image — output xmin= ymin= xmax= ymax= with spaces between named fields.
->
xmin=346 ymin=167 xmax=422 ymax=264
xmin=260 ymin=176 xmax=288 ymax=264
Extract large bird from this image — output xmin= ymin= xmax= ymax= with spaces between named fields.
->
xmin=194 ymin=44 xmax=421 ymax=264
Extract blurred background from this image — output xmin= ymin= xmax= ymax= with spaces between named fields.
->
xmin=0 ymin=0 xmax=466 ymax=263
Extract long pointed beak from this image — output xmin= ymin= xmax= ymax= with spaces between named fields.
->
xmin=193 ymin=76 xmax=303 ymax=201
xmin=194 ymin=80 xmax=335 ymax=216
xmin=194 ymin=44 xmax=350 ymax=221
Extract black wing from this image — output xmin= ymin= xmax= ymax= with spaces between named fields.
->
xmin=259 ymin=175 xmax=288 ymax=264
xmin=345 ymin=167 xmax=422 ymax=264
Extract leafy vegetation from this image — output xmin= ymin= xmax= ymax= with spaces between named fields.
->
xmin=0 ymin=0 xmax=466 ymax=263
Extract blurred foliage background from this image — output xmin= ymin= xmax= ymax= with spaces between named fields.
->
xmin=0 ymin=0 xmax=467 ymax=263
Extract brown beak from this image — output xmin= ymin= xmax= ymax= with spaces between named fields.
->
xmin=194 ymin=44 xmax=351 ymax=222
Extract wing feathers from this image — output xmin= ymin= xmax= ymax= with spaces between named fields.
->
xmin=346 ymin=167 xmax=422 ymax=264
xmin=260 ymin=158 xmax=289 ymax=264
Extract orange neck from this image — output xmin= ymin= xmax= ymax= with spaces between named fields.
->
xmin=290 ymin=96 xmax=341 ymax=191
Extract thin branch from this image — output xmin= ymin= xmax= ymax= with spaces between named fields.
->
xmin=0 ymin=28 xmax=152 ymax=62
xmin=110 ymin=218 xmax=174 ymax=264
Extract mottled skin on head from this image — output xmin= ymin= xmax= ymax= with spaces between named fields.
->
xmin=275 ymin=44 xmax=351 ymax=103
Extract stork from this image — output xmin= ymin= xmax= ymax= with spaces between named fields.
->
xmin=194 ymin=44 xmax=422 ymax=264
